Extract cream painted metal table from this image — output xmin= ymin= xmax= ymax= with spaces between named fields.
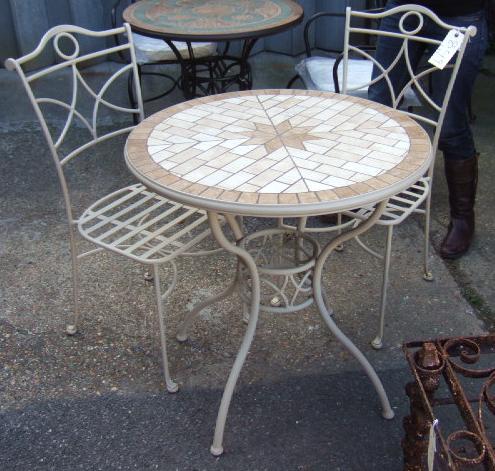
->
xmin=125 ymin=89 xmax=432 ymax=455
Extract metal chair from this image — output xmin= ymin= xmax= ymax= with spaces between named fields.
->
xmin=4 ymin=23 xmax=220 ymax=392
xmin=283 ymin=5 xmax=476 ymax=349
xmin=111 ymin=0 xmax=217 ymax=106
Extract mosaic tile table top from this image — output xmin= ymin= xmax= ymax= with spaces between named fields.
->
xmin=123 ymin=0 xmax=303 ymax=41
xmin=126 ymin=90 xmax=432 ymax=216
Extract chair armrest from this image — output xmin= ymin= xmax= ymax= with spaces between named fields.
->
xmin=303 ymin=12 xmax=345 ymax=57
xmin=303 ymin=7 xmax=385 ymax=58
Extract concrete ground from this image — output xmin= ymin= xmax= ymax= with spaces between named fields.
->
xmin=0 ymin=52 xmax=493 ymax=470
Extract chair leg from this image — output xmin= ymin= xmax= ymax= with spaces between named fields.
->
xmin=66 ymin=227 xmax=82 ymax=335
xmin=128 ymin=65 xmax=140 ymax=124
xmin=152 ymin=264 xmax=179 ymax=393
xmin=371 ymin=225 xmax=393 ymax=350
xmin=423 ymin=193 xmax=434 ymax=282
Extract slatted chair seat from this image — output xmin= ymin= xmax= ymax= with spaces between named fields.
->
xmin=343 ymin=177 xmax=430 ymax=225
xmin=78 ymin=184 xmax=213 ymax=264
xmin=132 ymin=33 xmax=217 ymax=64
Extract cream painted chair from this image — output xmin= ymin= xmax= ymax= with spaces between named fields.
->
xmin=283 ymin=5 xmax=476 ymax=349
xmin=5 ymin=23 xmax=220 ymax=392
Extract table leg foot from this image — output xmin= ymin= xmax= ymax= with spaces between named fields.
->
xmin=210 ymin=445 xmax=224 ymax=457
xmin=66 ymin=324 xmax=77 ymax=335
xmin=382 ymin=407 xmax=395 ymax=420
xmin=166 ymin=380 xmax=179 ymax=394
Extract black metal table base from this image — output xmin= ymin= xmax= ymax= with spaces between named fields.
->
xmin=166 ymin=38 xmax=258 ymax=99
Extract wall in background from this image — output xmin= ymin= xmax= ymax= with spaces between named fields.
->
xmin=0 ymin=0 xmax=367 ymax=70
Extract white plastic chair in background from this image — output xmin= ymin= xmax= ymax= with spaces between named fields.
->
xmin=111 ymin=0 xmax=216 ymax=107
xmin=5 ymin=23 xmax=220 ymax=392
xmin=289 ymin=10 xmax=420 ymax=109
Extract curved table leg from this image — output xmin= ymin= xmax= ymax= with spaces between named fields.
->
xmin=313 ymin=200 xmax=394 ymax=420
xmin=208 ymin=213 xmax=261 ymax=456
xmin=176 ymin=264 xmax=240 ymax=342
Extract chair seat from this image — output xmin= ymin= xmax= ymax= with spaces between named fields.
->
xmin=78 ymin=184 xmax=214 ymax=263
xmin=343 ymin=177 xmax=430 ymax=226
xmin=295 ymin=56 xmax=421 ymax=107
xmin=133 ymin=33 xmax=217 ymax=64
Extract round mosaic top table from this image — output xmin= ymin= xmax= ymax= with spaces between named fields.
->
xmin=125 ymin=89 xmax=432 ymax=217
xmin=123 ymin=0 xmax=304 ymax=41
xmin=125 ymin=88 xmax=433 ymax=456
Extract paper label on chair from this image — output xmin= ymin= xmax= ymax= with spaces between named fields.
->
xmin=427 ymin=419 xmax=438 ymax=471
xmin=428 ymin=30 xmax=464 ymax=70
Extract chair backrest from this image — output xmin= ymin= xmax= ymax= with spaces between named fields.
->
xmin=341 ymin=5 xmax=476 ymax=164
xmin=4 ymin=23 xmax=144 ymax=223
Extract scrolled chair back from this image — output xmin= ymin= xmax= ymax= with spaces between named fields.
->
xmin=4 ymin=23 xmax=144 ymax=222
xmin=342 ymin=5 xmax=477 ymax=150
xmin=4 ymin=23 xmax=144 ymax=168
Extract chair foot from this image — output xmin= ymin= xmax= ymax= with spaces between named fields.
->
xmin=176 ymin=332 xmax=188 ymax=343
xmin=371 ymin=336 xmax=383 ymax=350
xmin=166 ymin=380 xmax=179 ymax=393
xmin=144 ymin=271 xmax=153 ymax=282
xmin=66 ymin=324 xmax=77 ymax=335
xmin=210 ymin=445 xmax=224 ymax=457
xmin=423 ymin=271 xmax=434 ymax=282
xmin=335 ymin=244 xmax=344 ymax=252
xmin=382 ymin=408 xmax=395 ymax=420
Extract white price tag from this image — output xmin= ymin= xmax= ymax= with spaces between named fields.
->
xmin=428 ymin=29 xmax=465 ymax=70
xmin=427 ymin=419 xmax=439 ymax=471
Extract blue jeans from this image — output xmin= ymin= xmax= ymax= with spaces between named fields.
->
xmin=368 ymin=1 xmax=488 ymax=160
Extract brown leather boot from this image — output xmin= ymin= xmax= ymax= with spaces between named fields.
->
xmin=440 ymin=155 xmax=478 ymax=259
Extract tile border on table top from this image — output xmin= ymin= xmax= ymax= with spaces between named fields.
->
xmin=126 ymin=89 xmax=432 ymax=207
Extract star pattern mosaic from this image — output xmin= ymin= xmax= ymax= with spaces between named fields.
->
xmin=126 ymin=90 xmax=431 ymax=207
xmin=145 ymin=94 xmax=411 ymax=194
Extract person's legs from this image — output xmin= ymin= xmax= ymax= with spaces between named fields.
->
xmin=368 ymin=0 xmax=426 ymax=106
xmin=429 ymin=11 xmax=488 ymax=258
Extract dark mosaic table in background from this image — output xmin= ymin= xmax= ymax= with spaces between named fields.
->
xmin=123 ymin=0 xmax=304 ymax=97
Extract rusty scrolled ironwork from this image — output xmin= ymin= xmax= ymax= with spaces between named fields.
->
xmin=446 ymin=430 xmax=486 ymax=467
xmin=403 ymin=334 xmax=495 ymax=470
